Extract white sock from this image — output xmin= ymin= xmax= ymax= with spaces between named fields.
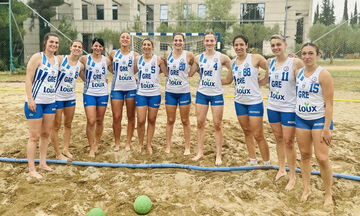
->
xmin=263 ymin=160 xmax=271 ymax=166
xmin=250 ymin=158 xmax=257 ymax=165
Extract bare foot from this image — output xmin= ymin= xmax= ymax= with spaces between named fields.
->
xmin=285 ymin=177 xmax=296 ymax=191
xmin=29 ymin=170 xmax=43 ymax=179
xmin=94 ymin=144 xmax=99 ymax=153
xmin=39 ymin=164 xmax=53 ymax=172
xmin=300 ymin=190 xmax=312 ymax=202
xmin=165 ymin=146 xmax=170 ymax=154
xmin=324 ymin=194 xmax=333 ymax=206
xmin=63 ymin=150 xmax=73 ymax=159
xmin=147 ymin=146 xmax=153 ymax=155
xmin=114 ymin=145 xmax=120 ymax=152
xmin=215 ymin=156 xmax=222 ymax=166
xmin=183 ymin=149 xmax=190 ymax=155
xmin=275 ymin=170 xmax=287 ymax=181
xmin=192 ymin=154 xmax=203 ymax=161
xmin=56 ymin=153 xmax=68 ymax=161
xmin=137 ymin=145 xmax=143 ymax=153
xmin=125 ymin=145 xmax=131 ymax=151
xmin=89 ymin=151 xmax=95 ymax=158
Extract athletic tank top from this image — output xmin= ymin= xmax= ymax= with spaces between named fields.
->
xmin=296 ymin=66 xmax=325 ymax=120
xmin=197 ymin=51 xmax=223 ymax=96
xmin=232 ymin=54 xmax=262 ymax=105
xmin=55 ymin=55 xmax=81 ymax=101
xmin=111 ymin=50 xmax=136 ymax=91
xmin=26 ymin=52 xmax=59 ymax=104
xmin=137 ymin=55 xmax=161 ymax=96
xmin=166 ymin=50 xmax=190 ymax=93
xmin=83 ymin=54 xmax=108 ymax=96
xmin=267 ymin=57 xmax=296 ymax=112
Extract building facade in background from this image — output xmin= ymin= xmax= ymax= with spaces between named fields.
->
xmin=23 ymin=0 xmax=313 ymax=62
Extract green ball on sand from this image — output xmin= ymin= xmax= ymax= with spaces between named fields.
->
xmin=134 ymin=195 xmax=152 ymax=214
xmin=87 ymin=208 xmax=106 ymax=216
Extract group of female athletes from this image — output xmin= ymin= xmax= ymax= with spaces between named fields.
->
xmin=24 ymin=32 xmax=334 ymax=205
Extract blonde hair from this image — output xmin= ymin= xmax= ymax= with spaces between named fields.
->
xmin=270 ymin=34 xmax=286 ymax=42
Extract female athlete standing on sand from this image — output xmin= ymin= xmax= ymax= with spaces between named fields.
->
xmin=295 ymin=42 xmax=334 ymax=205
xmin=24 ymin=33 xmax=61 ymax=178
xmin=50 ymin=40 xmax=84 ymax=160
xmin=267 ymin=35 xmax=303 ymax=190
xmin=189 ymin=32 xmax=232 ymax=166
xmin=164 ymin=33 xmax=195 ymax=155
xmin=108 ymin=32 xmax=139 ymax=151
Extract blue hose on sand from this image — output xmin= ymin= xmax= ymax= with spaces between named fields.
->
xmin=1 ymin=157 xmax=359 ymax=181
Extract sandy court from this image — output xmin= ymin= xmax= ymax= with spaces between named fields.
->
xmin=0 ymin=75 xmax=360 ymax=215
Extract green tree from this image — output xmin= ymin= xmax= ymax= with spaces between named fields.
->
xmin=309 ymin=23 xmax=352 ymax=63
xmin=319 ymin=0 xmax=335 ymax=25
xmin=230 ymin=23 xmax=280 ymax=53
xmin=343 ymin=0 xmax=348 ymax=21
xmin=314 ymin=3 xmax=320 ymax=24
xmin=28 ymin=0 xmax=64 ymax=50
xmin=350 ymin=2 xmax=358 ymax=26
xmin=95 ymin=28 xmax=121 ymax=55
xmin=0 ymin=0 xmax=30 ymax=70
xmin=57 ymin=19 xmax=78 ymax=55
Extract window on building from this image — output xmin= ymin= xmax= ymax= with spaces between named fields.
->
xmin=137 ymin=4 xmax=140 ymax=18
xmin=96 ymin=4 xmax=104 ymax=20
xmin=184 ymin=4 xmax=191 ymax=19
xmin=112 ymin=5 xmax=118 ymax=20
xmin=240 ymin=3 xmax=265 ymax=24
xmin=146 ymin=5 xmax=154 ymax=32
xmin=160 ymin=5 xmax=168 ymax=26
xmin=82 ymin=4 xmax=88 ymax=20
xmin=160 ymin=43 xmax=168 ymax=51
xmin=295 ymin=18 xmax=304 ymax=44
xmin=198 ymin=4 xmax=206 ymax=19
xmin=82 ymin=33 xmax=92 ymax=53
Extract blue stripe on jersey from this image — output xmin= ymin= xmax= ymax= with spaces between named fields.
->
xmin=138 ymin=69 xmax=142 ymax=83
xmin=33 ymin=71 xmax=48 ymax=100
xmin=91 ymin=62 xmax=95 ymax=67
xmin=300 ymin=75 xmax=304 ymax=81
xmin=66 ymin=64 xmax=70 ymax=70
xmin=119 ymin=54 xmax=123 ymax=59
xmin=47 ymin=62 xmax=51 ymax=68
xmin=112 ymin=63 xmax=119 ymax=91
xmin=167 ymin=51 xmax=173 ymax=61
xmin=115 ymin=50 xmax=121 ymax=58
xmin=297 ymin=69 xmax=304 ymax=79
xmin=232 ymin=60 xmax=236 ymax=70
xmin=32 ymin=68 xmax=43 ymax=93
xmin=87 ymin=56 xmax=92 ymax=66
xmin=55 ymin=72 xmax=66 ymax=92
xmin=170 ymin=58 xmax=174 ymax=63
xmin=62 ymin=56 xmax=68 ymax=67
xmin=42 ymin=53 xmax=47 ymax=65
xmin=200 ymin=54 xmax=204 ymax=63
xmin=139 ymin=56 xmax=143 ymax=65
xmin=203 ymin=58 xmax=207 ymax=64
xmin=270 ymin=59 xmax=276 ymax=71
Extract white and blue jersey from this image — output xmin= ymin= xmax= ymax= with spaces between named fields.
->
xmin=296 ymin=66 xmax=325 ymax=120
xmin=83 ymin=54 xmax=108 ymax=96
xmin=111 ymin=50 xmax=136 ymax=91
xmin=26 ymin=52 xmax=59 ymax=104
xmin=232 ymin=54 xmax=262 ymax=105
xmin=166 ymin=50 xmax=190 ymax=94
xmin=268 ymin=57 xmax=296 ymax=112
xmin=136 ymin=55 xmax=161 ymax=96
xmin=197 ymin=52 xmax=223 ymax=96
xmin=55 ymin=55 xmax=81 ymax=101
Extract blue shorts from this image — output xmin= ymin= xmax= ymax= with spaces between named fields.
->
xmin=235 ymin=102 xmax=263 ymax=117
xmin=83 ymin=94 xmax=109 ymax=107
xmin=135 ymin=94 xmax=161 ymax=108
xmin=165 ymin=92 xmax=191 ymax=106
xmin=111 ymin=89 xmax=136 ymax=100
xmin=195 ymin=91 xmax=224 ymax=106
xmin=295 ymin=115 xmax=334 ymax=130
xmin=24 ymin=102 xmax=56 ymax=119
xmin=56 ymin=99 xmax=76 ymax=109
xmin=267 ymin=109 xmax=295 ymax=127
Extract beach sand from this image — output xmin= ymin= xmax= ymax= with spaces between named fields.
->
xmin=0 ymin=75 xmax=359 ymax=216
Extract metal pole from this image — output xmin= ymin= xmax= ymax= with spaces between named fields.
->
xmin=284 ymin=0 xmax=289 ymax=38
xmin=9 ymin=0 xmax=15 ymax=73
